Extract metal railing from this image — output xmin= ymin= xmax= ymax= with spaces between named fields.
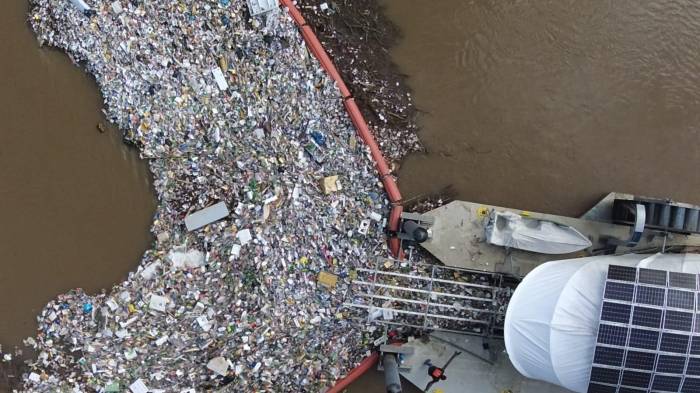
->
xmin=344 ymin=258 xmax=516 ymax=337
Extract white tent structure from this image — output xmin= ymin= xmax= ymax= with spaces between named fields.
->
xmin=504 ymin=253 xmax=700 ymax=393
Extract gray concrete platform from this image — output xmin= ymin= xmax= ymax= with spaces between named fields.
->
xmin=396 ymin=333 xmax=570 ymax=393
xmin=421 ymin=198 xmax=700 ymax=276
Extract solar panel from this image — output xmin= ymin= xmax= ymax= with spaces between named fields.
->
xmin=664 ymin=310 xmax=694 ymax=332
xmin=692 ymin=337 xmax=700 ymax=355
xmin=682 ymin=377 xmax=700 ymax=393
xmin=651 ymin=374 xmax=682 ymax=392
xmin=631 ymin=306 xmax=662 ymax=328
xmin=587 ymin=383 xmax=617 ymax=393
xmin=638 ymin=268 xmax=667 ymax=286
xmin=660 ymin=333 xmax=690 ymax=354
xmin=635 ymin=285 xmax=665 ymax=306
xmin=667 ymin=289 xmax=695 ymax=310
xmin=624 ymin=350 xmax=655 ymax=370
xmin=588 ymin=265 xmax=700 ymax=393
xmin=597 ymin=324 xmax=629 ymax=346
xmin=591 ymin=366 xmax=622 ymax=384
xmin=601 ymin=302 xmax=632 ymax=324
xmin=594 ymin=346 xmax=625 ymax=367
xmin=608 ymin=265 xmax=637 ymax=282
xmin=620 ymin=370 xmax=651 ymax=388
xmin=617 ymin=387 xmax=646 ymax=393
xmin=605 ymin=282 xmax=636 ymax=302
xmin=628 ymin=328 xmax=659 ymax=350
xmin=656 ymin=354 xmax=686 ymax=374
xmin=687 ymin=357 xmax=700 ymax=376
xmin=669 ymin=271 xmax=697 ymax=290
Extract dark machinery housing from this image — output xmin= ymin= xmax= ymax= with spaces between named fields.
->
xmin=613 ymin=198 xmax=700 ymax=234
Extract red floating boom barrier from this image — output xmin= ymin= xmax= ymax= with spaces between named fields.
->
xmin=279 ymin=0 xmax=404 ymax=258
xmin=278 ymin=1 xmax=406 ymax=390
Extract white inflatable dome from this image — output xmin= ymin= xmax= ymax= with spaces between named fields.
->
xmin=504 ymin=253 xmax=700 ymax=393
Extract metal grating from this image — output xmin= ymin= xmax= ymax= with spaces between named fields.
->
xmin=344 ymin=258 xmax=516 ymax=337
xmin=588 ymin=265 xmax=700 ymax=393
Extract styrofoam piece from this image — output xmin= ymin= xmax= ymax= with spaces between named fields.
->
xmin=211 ymin=67 xmax=228 ymax=91
xmin=168 ymin=249 xmax=204 ymax=270
xmin=184 ymin=202 xmax=229 ymax=231
xmin=237 ymin=228 xmax=252 ymax=245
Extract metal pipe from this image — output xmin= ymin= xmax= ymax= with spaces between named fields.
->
xmin=659 ymin=204 xmax=671 ymax=228
xmin=382 ymin=353 xmax=402 ymax=393
xmin=352 ymin=281 xmax=495 ymax=302
xmin=355 ymin=293 xmax=504 ymax=315
xmin=402 ymin=220 xmax=429 ymax=243
xmin=671 ymin=207 xmax=686 ymax=230
xmin=354 ymin=268 xmax=502 ymax=291
xmin=344 ymin=303 xmax=490 ymax=324
xmin=686 ymin=209 xmax=699 ymax=232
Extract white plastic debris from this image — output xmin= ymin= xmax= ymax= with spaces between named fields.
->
xmin=382 ymin=308 xmax=394 ymax=320
xmin=246 ymin=0 xmax=278 ymax=16
xmin=237 ymin=228 xmax=252 ymax=245
xmin=111 ymin=1 xmax=123 ymax=14
xmin=358 ymin=219 xmax=371 ymax=235
xmin=140 ymin=261 xmax=162 ymax=280
xmin=24 ymin=1 xmax=400 ymax=390
xmin=105 ymin=299 xmax=118 ymax=312
xmin=156 ymin=232 xmax=170 ymax=243
xmin=129 ymin=379 xmax=148 ymax=393
xmin=149 ymin=294 xmax=168 ymax=313
xmin=229 ymin=244 xmax=241 ymax=260
xmin=369 ymin=212 xmax=382 ymax=222
xmin=69 ymin=0 xmax=91 ymax=12
xmin=211 ymin=67 xmax=229 ymax=91
xmin=167 ymin=249 xmax=204 ymax=270
xmin=124 ymin=349 xmax=137 ymax=361
xmin=196 ymin=316 xmax=211 ymax=332
xmin=253 ymin=128 xmax=265 ymax=139
xmin=206 ymin=356 xmax=229 ymax=376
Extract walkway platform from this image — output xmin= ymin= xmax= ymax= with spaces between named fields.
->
xmin=421 ymin=193 xmax=700 ymax=276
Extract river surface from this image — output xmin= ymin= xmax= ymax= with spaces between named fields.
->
xmin=0 ymin=0 xmax=155 ymax=350
xmin=385 ymin=0 xmax=700 ymax=216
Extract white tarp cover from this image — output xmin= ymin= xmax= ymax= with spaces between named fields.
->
xmin=504 ymin=253 xmax=700 ymax=393
xmin=485 ymin=212 xmax=592 ymax=254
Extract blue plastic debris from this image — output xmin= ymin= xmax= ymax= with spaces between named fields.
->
xmin=311 ymin=131 xmax=327 ymax=146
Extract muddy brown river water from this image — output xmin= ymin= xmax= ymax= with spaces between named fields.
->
xmin=5 ymin=0 xmax=700 ymax=389
xmin=0 ymin=0 xmax=155 ymax=350
xmin=386 ymin=0 xmax=700 ymax=216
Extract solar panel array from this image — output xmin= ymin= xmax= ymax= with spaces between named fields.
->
xmin=589 ymin=265 xmax=700 ymax=393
